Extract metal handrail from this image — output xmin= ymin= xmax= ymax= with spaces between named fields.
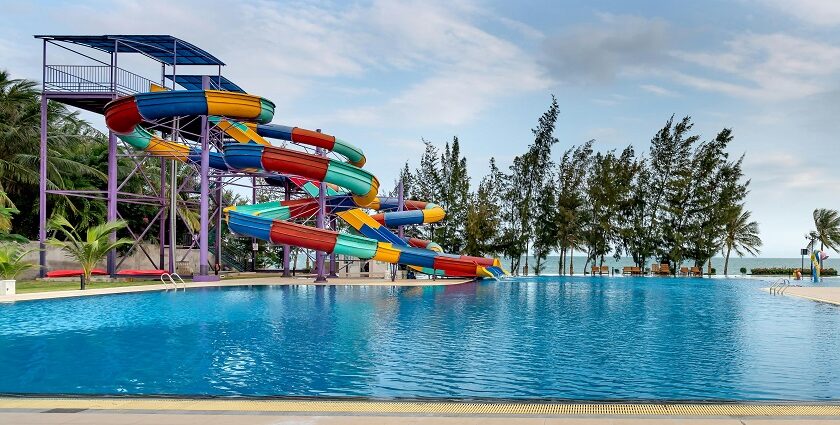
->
xmin=160 ymin=272 xmax=186 ymax=291
xmin=44 ymin=65 xmax=155 ymax=95
xmin=769 ymin=278 xmax=790 ymax=295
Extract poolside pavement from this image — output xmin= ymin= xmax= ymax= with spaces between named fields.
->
xmin=6 ymin=411 xmax=840 ymax=424
xmin=0 ymin=276 xmax=473 ymax=303
xmin=763 ymin=286 xmax=840 ymax=306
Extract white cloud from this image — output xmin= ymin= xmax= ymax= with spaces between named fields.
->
xmin=2 ymin=0 xmax=547 ymax=128
xmin=752 ymin=0 xmax=840 ymax=26
xmin=639 ymin=84 xmax=677 ymax=97
xmin=671 ymin=33 xmax=840 ymax=101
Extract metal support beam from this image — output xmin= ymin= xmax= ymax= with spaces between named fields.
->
xmin=106 ymin=130 xmax=118 ymax=276
xmin=329 ymin=215 xmax=338 ymax=277
xmin=159 ymin=157 xmax=166 ymax=270
xmin=282 ymin=179 xmax=291 ymax=276
xmin=194 ymin=75 xmax=217 ymax=282
xmin=38 ymin=40 xmax=48 ymax=278
xmin=314 ymin=141 xmax=327 ymax=283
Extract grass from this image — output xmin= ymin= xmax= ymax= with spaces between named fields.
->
xmin=14 ymin=279 xmax=163 ymax=294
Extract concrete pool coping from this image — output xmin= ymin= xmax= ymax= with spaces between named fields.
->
xmin=3 ymin=398 xmax=840 ymax=423
xmin=762 ymin=286 xmax=840 ymax=306
xmin=0 ymin=276 xmax=473 ymax=303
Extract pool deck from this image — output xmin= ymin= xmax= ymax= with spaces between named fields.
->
xmin=3 ymin=398 xmax=840 ymax=424
xmin=0 ymin=276 xmax=473 ymax=303
xmin=762 ymin=286 xmax=840 ymax=306
xmin=0 ymin=397 xmax=840 ymax=425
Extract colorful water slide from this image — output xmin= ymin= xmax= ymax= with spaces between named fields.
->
xmin=103 ymin=89 xmax=506 ymax=278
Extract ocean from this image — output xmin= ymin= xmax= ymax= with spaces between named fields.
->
xmin=504 ymin=255 xmax=836 ymax=275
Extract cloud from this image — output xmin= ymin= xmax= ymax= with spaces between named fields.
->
xmin=751 ymin=0 xmax=840 ymax=26
xmin=2 ymin=0 xmax=548 ymax=128
xmin=539 ymin=13 xmax=672 ymax=84
xmin=671 ymin=33 xmax=840 ymax=101
xmin=640 ymin=84 xmax=677 ymax=97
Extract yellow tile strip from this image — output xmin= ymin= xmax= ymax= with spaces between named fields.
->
xmin=2 ymin=398 xmax=840 ymax=416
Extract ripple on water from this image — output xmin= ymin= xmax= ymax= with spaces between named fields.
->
xmin=1 ymin=277 xmax=839 ymax=400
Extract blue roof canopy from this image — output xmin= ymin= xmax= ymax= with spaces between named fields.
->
xmin=35 ymin=35 xmax=225 ymax=66
xmin=164 ymin=75 xmax=245 ymax=93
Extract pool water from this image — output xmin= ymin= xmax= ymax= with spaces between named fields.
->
xmin=1 ymin=277 xmax=839 ymax=400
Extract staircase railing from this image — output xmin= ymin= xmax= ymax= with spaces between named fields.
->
xmin=769 ymin=278 xmax=790 ymax=295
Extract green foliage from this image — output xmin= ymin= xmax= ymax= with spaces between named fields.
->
xmin=45 ymin=216 xmax=133 ymax=289
xmin=808 ymin=208 xmax=840 ymax=252
xmin=0 ymin=243 xmax=35 ymax=279
xmin=0 ymin=70 xmax=108 ymax=238
xmin=751 ymin=267 xmax=837 ymax=277
xmin=721 ymin=204 xmax=762 ymax=275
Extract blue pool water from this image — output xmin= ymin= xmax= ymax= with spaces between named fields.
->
xmin=1 ymin=277 xmax=839 ymax=400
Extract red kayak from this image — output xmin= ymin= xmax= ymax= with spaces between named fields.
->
xmin=45 ymin=269 xmax=107 ymax=278
xmin=117 ymin=269 xmax=168 ymax=276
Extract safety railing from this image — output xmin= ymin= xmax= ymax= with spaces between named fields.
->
xmin=769 ymin=278 xmax=790 ymax=295
xmin=44 ymin=65 xmax=155 ymax=96
xmin=160 ymin=272 xmax=187 ymax=291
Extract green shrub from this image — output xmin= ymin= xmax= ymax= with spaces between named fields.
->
xmin=739 ymin=267 xmax=747 ymax=274
xmin=750 ymin=267 xmax=837 ymax=277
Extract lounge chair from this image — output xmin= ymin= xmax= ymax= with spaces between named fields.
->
xmin=690 ymin=267 xmax=702 ymax=277
xmin=591 ymin=265 xmax=599 ymax=276
xmin=651 ymin=263 xmax=660 ymax=275
xmin=659 ymin=263 xmax=671 ymax=275
xmin=679 ymin=266 xmax=689 ymax=276
xmin=600 ymin=265 xmax=609 ymax=276
xmin=631 ymin=266 xmax=642 ymax=276
xmin=622 ymin=266 xmax=632 ymax=276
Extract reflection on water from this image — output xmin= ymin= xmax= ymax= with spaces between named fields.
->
xmin=0 ymin=277 xmax=839 ymax=400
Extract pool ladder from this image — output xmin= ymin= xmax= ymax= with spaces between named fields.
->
xmin=769 ymin=278 xmax=790 ymax=295
xmin=160 ymin=273 xmax=186 ymax=291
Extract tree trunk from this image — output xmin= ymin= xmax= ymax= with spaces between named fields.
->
xmin=81 ymin=272 xmax=89 ymax=290
xmin=723 ymin=246 xmax=731 ymax=275
xmin=559 ymin=246 xmax=565 ymax=275
xmin=569 ymin=249 xmax=574 ymax=275
xmin=524 ymin=246 xmax=529 ymax=276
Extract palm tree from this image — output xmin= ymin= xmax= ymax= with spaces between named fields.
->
xmin=808 ymin=208 xmax=840 ymax=252
xmin=721 ymin=205 xmax=762 ymax=275
xmin=0 ymin=69 xmax=106 ymax=218
xmin=0 ymin=243 xmax=35 ymax=280
xmin=46 ymin=216 xmax=133 ymax=289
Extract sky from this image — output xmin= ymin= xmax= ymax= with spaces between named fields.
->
xmin=1 ymin=0 xmax=839 ymax=257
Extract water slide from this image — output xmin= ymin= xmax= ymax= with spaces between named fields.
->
xmin=103 ymin=90 xmax=507 ymax=278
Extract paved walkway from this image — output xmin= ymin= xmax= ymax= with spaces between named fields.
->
xmin=5 ymin=411 xmax=840 ymax=424
xmin=0 ymin=276 xmax=472 ymax=303
xmin=763 ymin=286 xmax=840 ymax=306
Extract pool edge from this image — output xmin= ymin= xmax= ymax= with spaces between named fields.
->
xmin=3 ymin=397 xmax=840 ymax=417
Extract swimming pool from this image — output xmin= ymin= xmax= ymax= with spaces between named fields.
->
xmin=1 ymin=277 xmax=839 ymax=400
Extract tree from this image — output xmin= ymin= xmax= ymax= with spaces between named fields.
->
xmin=0 ymin=70 xmax=106 ymax=233
xmin=0 ymin=243 xmax=35 ymax=280
xmin=531 ymin=171 xmax=557 ymax=274
xmin=46 ymin=216 xmax=133 ymax=289
xmin=435 ymin=137 xmax=470 ymax=253
xmin=809 ymin=208 xmax=840 ymax=252
xmin=721 ymin=205 xmax=761 ymax=275
xmin=464 ymin=158 xmax=503 ymax=257
xmin=554 ymin=141 xmax=592 ymax=274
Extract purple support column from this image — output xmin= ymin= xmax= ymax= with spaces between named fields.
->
xmin=214 ymin=178 xmax=222 ymax=274
xmin=106 ymin=130 xmax=118 ymax=276
xmin=397 ymin=179 xmax=405 ymax=239
xmin=252 ymin=176 xmax=258 ymax=273
xmin=314 ymin=143 xmax=327 ymax=283
xmin=282 ymin=179 xmax=291 ymax=276
xmin=38 ymin=42 xmax=47 ymax=278
xmin=194 ymin=76 xmax=218 ymax=282
xmin=329 ymin=216 xmax=338 ymax=277
xmin=159 ymin=158 xmax=166 ymax=269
